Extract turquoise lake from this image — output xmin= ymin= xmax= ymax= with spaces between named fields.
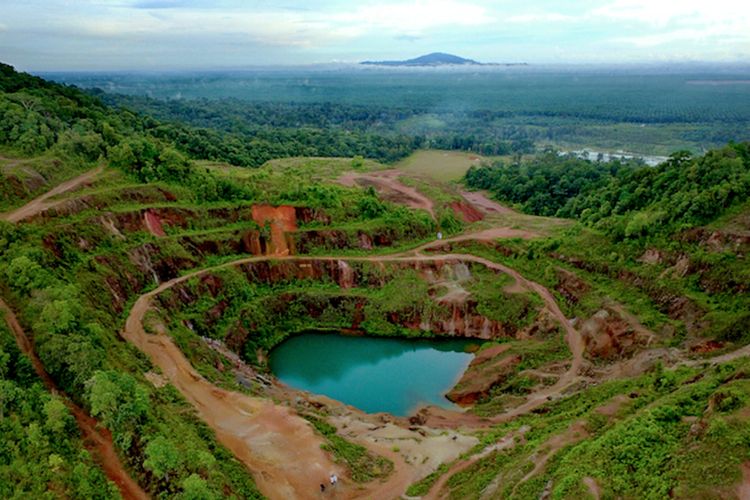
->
xmin=269 ymin=332 xmax=476 ymax=416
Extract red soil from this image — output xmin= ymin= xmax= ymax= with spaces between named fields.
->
xmin=143 ymin=210 xmax=166 ymax=237
xmin=738 ymin=462 xmax=750 ymax=500
xmin=338 ymin=170 xmax=435 ymax=217
xmin=460 ymin=190 xmax=516 ymax=215
xmin=251 ymin=204 xmax=298 ymax=256
xmin=450 ymin=200 xmax=484 ymax=223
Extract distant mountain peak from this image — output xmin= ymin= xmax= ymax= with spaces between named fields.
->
xmin=361 ymin=52 xmax=484 ymax=67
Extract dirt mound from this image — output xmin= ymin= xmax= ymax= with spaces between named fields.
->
xmin=579 ymin=308 xmax=652 ymax=359
xmin=450 ymin=200 xmax=484 ymax=223
xmin=447 ymin=344 xmax=520 ymax=405
xmin=460 ymin=191 xmax=516 ymax=215
xmin=252 ymin=204 xmax=298 ymax=255
xmin=338 ymin=170 xmax=435 ymax=217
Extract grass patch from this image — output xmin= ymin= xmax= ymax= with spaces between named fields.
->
xmin=304 ymin=415 xmax=394 ymax=483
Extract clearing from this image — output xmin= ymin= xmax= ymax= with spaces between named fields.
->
xmin=395 ymin=150 xmax=489 ymax=182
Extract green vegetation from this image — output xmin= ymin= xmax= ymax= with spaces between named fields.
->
xmin=466 ymin=144 xmax=750 ymax=238
xmin=405 ymin=463 xmax=449 ymax=496
xmin=0 ymin=321 xmax=120 ymax=499
xmin=438 ymin=361 xmax=750 ymax=499
xmin=55 ymin=68 xmax=750 ymax=155
xmin=395 ymin=150 xmax=488 ymax=182
xmin=304 ymin=415 xmax=393 ymax=483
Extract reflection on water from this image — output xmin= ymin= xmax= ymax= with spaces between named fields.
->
xmin=269 ymin=332 xmax=476 ymax=416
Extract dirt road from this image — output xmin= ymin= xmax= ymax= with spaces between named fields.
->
xmin=1 ymin=166 xmax=103 ymax=223
xmin=338 ymin=169 xmax=435 ymax=217
xmin=0 ymin=298 xmax=148 ymax=500
xmin=124 ymin=286 xmax=345 ymax=500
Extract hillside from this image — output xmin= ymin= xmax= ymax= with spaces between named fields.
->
xmin=1 ymin=63 xmax=750 ymax=499
xmin=361 ymin=52 xmax=486 ymax=66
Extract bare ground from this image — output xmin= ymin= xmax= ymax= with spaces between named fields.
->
xmin=460 ymin=190 xmax=516 ymax=216
xmin=338 ymin=169 xmax=435 ymax=217
xmin=739 ymin=462 xmax=750 ymax=500
xmin=0 ymin=166 xmax=103 ymax=223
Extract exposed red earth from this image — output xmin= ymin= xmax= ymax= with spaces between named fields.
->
xmin=251 ymin=204 xmax=298 ymax=255
xmin=338 ymin=169 xmax=436 ymax=217
xmin=460 ymin=190 xmax=517 ymax=215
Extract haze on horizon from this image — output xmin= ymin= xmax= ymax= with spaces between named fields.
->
xmin=2 ymin=0 xmax=750 ymax=71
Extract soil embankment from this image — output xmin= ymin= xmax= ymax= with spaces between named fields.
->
xmin=0 ymin=298 xmax=147 ymax=500
xmin=1 ymin=166 xmax=103 ymax=223
xmin=251 ymin=204 xmax=297 ymax=255
xmin=460 ymin=190 xmax=516 ymax=215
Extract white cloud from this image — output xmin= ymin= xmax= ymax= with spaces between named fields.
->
xmin=506 ymin=12 xmax=574 ymax=24
xmin=55 ymin=0 xmax=494 ymax=48
xmin=592 ymin=0 xmax=750 ymax=27
xmin=333 ymin=1 xmax=494 ymax=36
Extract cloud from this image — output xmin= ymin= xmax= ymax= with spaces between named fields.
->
xmin=506 ymin=12 xmax=575 ymax=24
xmin=592 ymin=0 xmax=750 ymax=27
xmin=132 ymin=0 xmax=191 ymax=8
xmin=595 ymin=0 xmax=750 ymax=50
xmin=333 ymin=1 xmax=494 ymax=36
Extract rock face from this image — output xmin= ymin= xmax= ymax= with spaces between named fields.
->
xmin=251 ymin=204 xmax=297 ymax=256
xmin=554 ymin=268 xmax=590 ymax=304
xmin=446 ymin=344 xmax=520 ymax=405
xmin=579 ymin=309 xmax=652 ymax=359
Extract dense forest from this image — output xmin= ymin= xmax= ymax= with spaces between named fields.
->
xmin=0 ymin=62 xmax=419 ymax=172
xmin=466 ymin=144 xmax=750 ymax=238
xmin=51 ymin=68 xmax=750 ymax=155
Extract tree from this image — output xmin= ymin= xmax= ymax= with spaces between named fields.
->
xmin=144 ymin=435 xmax=182 ymax=481
xmin=179 ymin=473 xmax=218 ymax=500
xmin=86 ymin=370 xmax=149 ymax=449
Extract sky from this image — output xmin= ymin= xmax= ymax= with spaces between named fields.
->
xmin=2 ymin=0 xmax=750 ymax=70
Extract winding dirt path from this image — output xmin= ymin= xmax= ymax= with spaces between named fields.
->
xmin=0 ymin=298 xmax=148 ymax=500
xmin=125 ymin=293 xmax=342 ymax=500
xmin=0 ymin=166 xmax=103 ymax=223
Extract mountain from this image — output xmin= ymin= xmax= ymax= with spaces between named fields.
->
xmin=361 ymin=52 xmax=486 ymax=67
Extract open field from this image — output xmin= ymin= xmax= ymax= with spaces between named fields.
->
xmin=395 ymin=150 xmax=489 ymax=182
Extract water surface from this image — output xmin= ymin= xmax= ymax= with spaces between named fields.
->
xmin=270 ymin=332 xmax=475 ymax=416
